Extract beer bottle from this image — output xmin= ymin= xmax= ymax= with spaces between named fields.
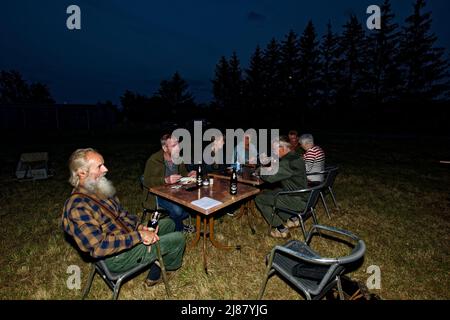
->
xmin=230 ymin=168 xmax=238 ymax=195
xmin=147 ymin=210 xmax=160 ymax=231
xmin=196 ymin=162 xmax=203 ymax=187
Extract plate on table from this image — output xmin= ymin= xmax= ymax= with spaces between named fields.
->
xmin=179 ymin=177 xmax=196 ymax=184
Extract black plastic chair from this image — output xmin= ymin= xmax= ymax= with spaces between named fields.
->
xmin=307 ymin=166 xmax=340 ymax=219
xmin=269 ymin=184 xmax=323 ymax=240
xmin=82 ymin=241 xmax=171 ymax=300
xmin=258 ymin=224 xmax=366 ymax=300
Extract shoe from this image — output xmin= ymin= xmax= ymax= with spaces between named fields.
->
xmin=144 ymin=271 xmax=175 ymax=287
xmin=285 ymin=218 xmax=300 ymax=229
xmin=183 ymin=224 xmax=196 ymax=234
xmin=270 ymin=228 xmax=290 ymax=239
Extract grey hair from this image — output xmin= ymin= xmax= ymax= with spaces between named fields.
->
xmin=160 ymin=133 xmax=172 ymax=147
xmin=272 ymin=135 xmax=292 ymax=150
xmin=68 ymin=148 xmax=97 ymax=187
xmin=299 ymin=134 xmax=314 ymax=145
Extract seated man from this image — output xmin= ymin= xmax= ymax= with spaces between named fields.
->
xmin=288 ymin=130 xmax=304 ymax=156
xmin=299 ymin=133 xmax=325 ymax=186
xmin=61 ymin=148 xmax=186 ymax=287
xmin=234 ymin=134 xmax=258 ymax=168
xmin=204 ymin=133 xmax=227 ymax=174
xmin=255 ymin=136 xmax=308 ymax=238
xmin=143 ymin=133 xmax=196 ymax=232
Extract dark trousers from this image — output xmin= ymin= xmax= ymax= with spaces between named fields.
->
xmin=105 ymin=218 xmax=185 ymax=274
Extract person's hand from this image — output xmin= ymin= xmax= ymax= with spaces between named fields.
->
xmin=187 ymin=170 xmax=196 ymax=177
xmin=139 ymin=226 xmax=160 ymax=245
xmin=165 ymin=174 xmax=182 ymax=184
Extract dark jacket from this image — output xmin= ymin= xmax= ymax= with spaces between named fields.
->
xmin=261 ymin=151 xmax=308 ymax=210
xmin=142 ymin=149 xmax=188 ymax=209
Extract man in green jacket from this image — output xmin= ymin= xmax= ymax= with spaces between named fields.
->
xmin=143 ymin=133 xmax=196 ymax=232
xmin=255 ymin=136 xmax=308 ymax=238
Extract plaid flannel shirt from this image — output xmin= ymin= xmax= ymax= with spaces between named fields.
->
xmin=61 ymin=187 xmax=142 ymax=258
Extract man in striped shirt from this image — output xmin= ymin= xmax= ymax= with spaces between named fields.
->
xmin=61 ymin=148 xmax=185 ymax=287
xmin=300 ymin=134 xmax=325 ymax=186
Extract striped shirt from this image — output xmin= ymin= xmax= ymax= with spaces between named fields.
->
xmin=303 ymin=145 xmax=325 ymax=182
xmin=61 ymin=187 xmax=142 ymax=258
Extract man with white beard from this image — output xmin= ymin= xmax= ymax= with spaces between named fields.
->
xmin=61 ymin=148 xmax=186 ymax=287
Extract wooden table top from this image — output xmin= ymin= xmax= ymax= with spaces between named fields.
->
xmin=208 ymin=166 xmax=264 ymax=186
xmin=149 ymin=178 xmax=260 ymax=215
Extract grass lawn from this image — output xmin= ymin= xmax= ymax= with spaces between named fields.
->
xmin=0 ymin=131 xmax=449 ymax=300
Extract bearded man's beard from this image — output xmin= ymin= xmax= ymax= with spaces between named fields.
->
xmin=84 ymin=176 xmax=116 ymax=198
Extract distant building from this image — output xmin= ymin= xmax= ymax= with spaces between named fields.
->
xmin=0 ymin=103 xmax=117 ymax=130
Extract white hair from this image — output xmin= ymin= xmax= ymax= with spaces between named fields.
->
xmin=299 ymin=134 xmax=314 ymax=146
xmin=68 ymin=148 xmax=97 ymax=187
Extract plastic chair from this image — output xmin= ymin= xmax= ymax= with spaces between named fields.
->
xmin=307 ymin=166 xmax=340 ymax=219
xmin=269 ymin=184 xmax=323 ymax=240
xmin=258 ymin=224 xmax=366 ymax=300
xmin=81 ymin=241 xmax=171 ymax=300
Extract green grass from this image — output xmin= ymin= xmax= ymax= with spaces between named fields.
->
xmin=0 ymin=133 xmax=449 ymax=300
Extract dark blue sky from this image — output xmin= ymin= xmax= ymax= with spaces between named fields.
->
xmin=1 ymin=0 xmax=449 ymax=105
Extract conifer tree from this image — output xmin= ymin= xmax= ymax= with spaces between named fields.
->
xmin=399 ymin=0 xmax=449 ymax=101
xmin=319 ymin=21 xmax=340 ymax=107
xmin=366 ymin=0 xmax=402 ymax=104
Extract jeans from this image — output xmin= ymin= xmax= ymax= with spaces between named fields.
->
xmin=157 ymin=197 xmax=190 ymax=232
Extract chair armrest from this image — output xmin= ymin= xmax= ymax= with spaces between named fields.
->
xmin=273 ymin=185 xmax=322 ymax=208
xmin=271 ymin=244 xmax=338 ymax=265
xmin=307 ymin=224 xmax=360 ymax=242
xmin=306 ymin=170 xmax=328 ymax=176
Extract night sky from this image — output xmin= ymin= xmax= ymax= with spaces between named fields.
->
xmin=1 ymin=0 xmax=449 ymax=105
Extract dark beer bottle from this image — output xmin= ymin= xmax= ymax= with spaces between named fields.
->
xmin=196 ymin=162 xmax=203 ymax=187
xmin=230 ymin=168 xmax=238 ymax=195
xmin=147 ymin=210 xmax=160 ymax=231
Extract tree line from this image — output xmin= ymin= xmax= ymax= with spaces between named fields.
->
xmin=1 ymin=0 xmax=448 ymax=132
xmin=211 ymin=0 xmax=449 ymax=130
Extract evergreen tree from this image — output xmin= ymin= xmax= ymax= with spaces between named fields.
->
xmin=244 ymin=45 xmax=265 ymax=115
xmin=338 ymin=15 xmax=369 ymax=108
xmin=298 ymin=21 xmax=321 ymax=112
xmin=399 ymin=0 xmax=449 ymax=101
xmin=319 ymin=21 xmax=340 ymax=107
xmin=279 ymin=30 xmax=301 ymax=113
xmin=228 ymin=51 xmax=244 ymax=109
xmin=212 ymin=56 xmax=230 ymax=108
xmin=157 ymin=71 xmax=194 ymax=108
xmin=262 ymin=38 xmax=282 ymax=112
xmin=367 ymin=0 xmax=402 ymax=104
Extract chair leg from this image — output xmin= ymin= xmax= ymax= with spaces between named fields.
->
xmin=336 ymin=276 xmax=345 ymax=300
xmin=329 ymin=187 xmax=339 ymax=210
xmin=299 ymin=217 xmax=307 ymax=240
xmin=112 ymin=279 xmax=123 ymax=300
xmin=320 ymin=191 xmax=331 ymax=219
xmin=268 ymin=207 xmax=276 ymax=235
xmin=156 ymin=242 xmax=171 ymax=298
xmin=258 ymin=252 xmax=276 ymax=299
xmin=81 ymin=263 xmax=96 ymax=300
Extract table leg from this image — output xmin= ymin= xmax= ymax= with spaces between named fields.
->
xmin=246 ymin=200 xmax=257 ymax=234
xmin=231 ymin=199 xmax=257 ymax=234
xmin=203 ymin=216 xmax=208 ymax=273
